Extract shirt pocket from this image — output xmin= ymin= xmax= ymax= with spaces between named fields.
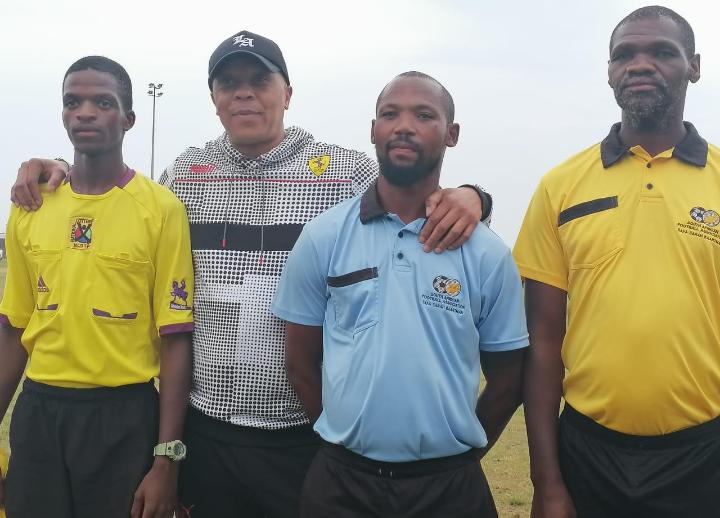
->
xmin=31 ymin=249 xmax=62 ymax=312
xmin=557 ymin=196 xmax=623 ymax=269
xmin=90 ymin=253 xmax=151 ymax=324
xmin=327 ymin=267 xmax=379 ymax=335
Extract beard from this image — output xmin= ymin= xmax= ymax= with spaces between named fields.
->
xmin=613 ymin=78 xmax=683 ymax=131
xmin=376 ymin=138 xmax=440 ymax=187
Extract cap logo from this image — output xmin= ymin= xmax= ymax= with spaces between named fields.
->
xmin=233 ymin=34 xmax=254 ymax=47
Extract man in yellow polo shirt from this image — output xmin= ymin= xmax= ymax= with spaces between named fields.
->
xmin=0 ymin=56 xmax=194 ymax=517
xmin=515 ymin=6 xmax=720 ymax=518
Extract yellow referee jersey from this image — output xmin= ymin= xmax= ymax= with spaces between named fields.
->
xmin=0 ymin=446 xmax=6 ymax=518
xmin=514 ymin=123 xmax=720 ymax=435
xmin=0 ymin=170 xmax=194 ymax=388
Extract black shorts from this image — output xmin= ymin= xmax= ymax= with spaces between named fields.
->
xmin=178 ymin=407 xmax=321 ymax=518
xmin=5 ymin=378 xmax=158 ymax=518
xmin=299 ymin=443 xmax=498 ymax=518
xmin=559 ymin=404 xmax=720 ymax=518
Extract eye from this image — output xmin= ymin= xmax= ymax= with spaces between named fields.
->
xmin=251 ymin=74 xmax=272 ymax=87
xmin=380 ymin=110 xmax=397 ymax=119
xmin=611 ymin=51 xmax=630 ymax=62
xmin=417 ymin=112 xmax=434 ymax=120
xmin=98 ymin=99 xmax=113 ymax=109
xmin=63 ymin=99 xmax=78 ymax=108
xmin=655 ymin=49 xmax=676 ymax=58
xmin=219 ymin=76 xmax=236 ymax=89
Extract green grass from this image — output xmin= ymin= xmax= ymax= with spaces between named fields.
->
xmin=482 ymin=409 xmax=531 ymax=517
xmin=0 ymin=258 xmax=533 ymax=517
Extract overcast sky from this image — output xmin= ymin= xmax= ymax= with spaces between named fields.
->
xmin=1 ymin=0 xmax=718 ymax=244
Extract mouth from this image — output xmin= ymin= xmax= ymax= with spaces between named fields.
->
xmin=388 ymin=141 xmax=420 ymax=153
xmin=389 ymin=145 xmax=418 ymax=158
xmin=72 ymin=127 xmax=101 ymax=138
xmin=622 ymin=81 xmax=661 ymax=93
xmin=232 ymin=109 xmax=262 ymax=117
xmin=389 ymin=147 xmax=418 ymax=156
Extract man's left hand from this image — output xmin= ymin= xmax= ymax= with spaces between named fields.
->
xmin=420 ymin=187 xmax=482 ymax=252
xmin=130 ymin=460 xmax=178 ymax=518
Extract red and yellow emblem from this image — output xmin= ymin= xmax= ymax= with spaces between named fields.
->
xmin=308 ymin=155 xmax=330 ymax=176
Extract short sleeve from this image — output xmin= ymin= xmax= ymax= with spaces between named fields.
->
xmin=476 ymin=249 xmax=529 ymax=352
xmin=513 ymin=180 xmax=568 ymax=290
xmin=351 ymin=153 xmax=379 ymax=196
xmin=153 ymin=197 xmax=195 ymax=335
xmin=0 ymin=207 xmax=34 ymax=329
xmin=272 ymin=227 xmax=329 ymax=326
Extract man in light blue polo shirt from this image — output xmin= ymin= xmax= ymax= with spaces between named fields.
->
xmin=272 ymin=71 xmax=527 ymax=517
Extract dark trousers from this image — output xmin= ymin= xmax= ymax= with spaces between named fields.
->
xmin=300 ymin=443 xmax=498 ymax=518
xmin=178 ymin=407 xmax=321 ymax=518
xmin=5 ymin=378 xmax=158 ymax=518
xmin=559 ymin=404 xmax=720 ymax=518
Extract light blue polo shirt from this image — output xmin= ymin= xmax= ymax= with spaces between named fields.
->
xmin=272 ymin=182 xmax=528 ymax=462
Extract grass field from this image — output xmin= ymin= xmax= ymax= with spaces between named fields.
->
xmin=0 ymin=259 xmax=533 ymax=517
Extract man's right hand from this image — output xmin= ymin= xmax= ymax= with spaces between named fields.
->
xmin=12 ymin=158 xmax=69 ymax=211
xmin=531 ymin=483 xmax=577 ymax=518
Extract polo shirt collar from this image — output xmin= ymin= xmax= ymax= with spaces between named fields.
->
xmin=600 ymin=121 xmax=708 ymax=168
xmin=65 ymin=167 xmax=136 ymax=189
xmin=360 ymin=180 xmax=387 ymax=224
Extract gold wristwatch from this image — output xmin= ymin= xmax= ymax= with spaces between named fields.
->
xmin=153 ymin=440 xmax=187 ymax=461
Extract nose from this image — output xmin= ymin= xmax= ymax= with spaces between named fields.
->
xmin=232 ymin=81 xmax=255 ymax=100
xmin=76 ymin=100 xmax=97 ymax=121
xmin=393 ymin=112 xmax=417 ymax=136
xmin=625 ymin=53 xmax=656 ymax=75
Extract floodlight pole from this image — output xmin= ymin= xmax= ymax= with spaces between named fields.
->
xmin=147 ymin=83 xmax=164 ymax=180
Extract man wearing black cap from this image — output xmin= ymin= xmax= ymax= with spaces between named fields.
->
xmin=11 ymin=30 xmax=491 ymax=518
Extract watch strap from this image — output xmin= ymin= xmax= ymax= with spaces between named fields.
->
xmin=153 ymin=443 xmax=169 ymax=456
xmin=460 ymin=184 xmax=493 ymax=223
xmin=54 ymin=157 xmax=71 ymax=173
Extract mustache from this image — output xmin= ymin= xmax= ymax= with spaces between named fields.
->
xmin=386 ymin=136 xmax=422 ymax=153
xmin=618 ymin=77 xmax=668 ymax=93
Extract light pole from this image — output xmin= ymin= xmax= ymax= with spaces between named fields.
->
xmin=147 ymin=83 xmax=164 ymax=180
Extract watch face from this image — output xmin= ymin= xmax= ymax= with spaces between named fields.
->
xmin=173 ymin=443 xmax=186 ymax=455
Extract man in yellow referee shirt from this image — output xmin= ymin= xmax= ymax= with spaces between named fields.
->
xmin=514 ymin=6 xmax=720 ymax=518
xmin=0 ymin=56 xmax=194 ymax=518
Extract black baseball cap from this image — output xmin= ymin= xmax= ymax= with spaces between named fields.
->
xmin=208 ymin=30 xmax=290 ymax=89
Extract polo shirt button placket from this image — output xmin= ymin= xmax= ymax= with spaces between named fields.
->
xmin=644 ymin=161 xmax=654 ymax=191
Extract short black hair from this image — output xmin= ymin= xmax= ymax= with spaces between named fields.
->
xmin=376 ymin=71 xmax=455 ymax=123
xmin=63 ymin=56 xmax=133 ymax=111
xmin=610 ymin=6 xmax=695 ymax=57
